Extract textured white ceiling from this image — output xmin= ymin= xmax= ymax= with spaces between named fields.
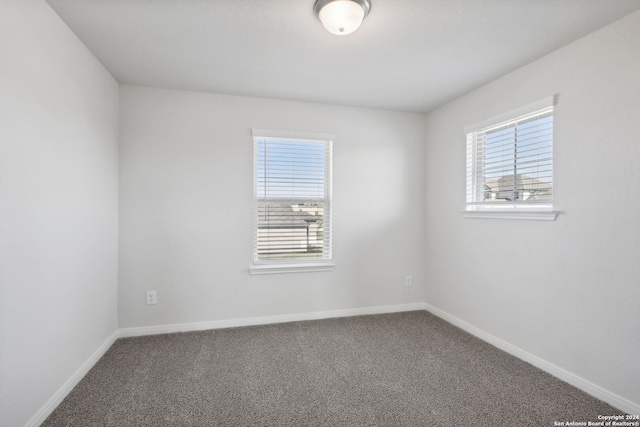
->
xmin=46 ymin=0 xmax=640 ymax=113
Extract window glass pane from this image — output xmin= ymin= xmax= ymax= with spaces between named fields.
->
xmin=256 ymin=139 xmax=326 ymax=200
xmin=254 ymin=136 xmax=331 ymax=263
xmin=467 ymin=107 xmax=553 ymax=206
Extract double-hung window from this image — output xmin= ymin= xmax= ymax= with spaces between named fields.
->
xmin=464 ymin=96 xmax=557 ymax=220
xmin=250 ymin=129 xmax=334 ymax=274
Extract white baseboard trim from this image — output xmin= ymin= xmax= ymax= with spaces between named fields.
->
xmin=24 ymin=330 xmax=119 ymax=427
xmin=424 ymin=302 xmax=640 ymax=415
xmin=118 ymin=302 xmax=427 ymax=338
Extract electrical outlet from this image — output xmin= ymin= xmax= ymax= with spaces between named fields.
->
xmin=146 ymin=291 xmax=157 ymax=305
xmin=405 ymin=276 xmax=412 ymax=287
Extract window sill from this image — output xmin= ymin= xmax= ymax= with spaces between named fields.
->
xmin=462 ymin=210 xmax=559 ymax=221
xmin=249 ymin=262 xmax=336 ymax=275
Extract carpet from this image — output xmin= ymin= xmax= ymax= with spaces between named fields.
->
xmin=42 ymin=311 xmax=620 ymax=426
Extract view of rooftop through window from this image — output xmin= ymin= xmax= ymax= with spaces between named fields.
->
xmin=254 ymin=136 xmax=332 ymax=261
xmin=467 ymin=105 xmax=553 ymax=207
xmin=482 ymin=112 xmax=553 ymax=202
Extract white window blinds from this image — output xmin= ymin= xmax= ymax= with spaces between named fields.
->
xmin=465 ymin=98 xmax=554 ymax=209
xmin=253 ymin=130 xmax=332 ymax=264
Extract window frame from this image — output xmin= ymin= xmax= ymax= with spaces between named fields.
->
xmin=249 ymin=129 xmax=335 ymax=275
xmin=463 ymin=96 xmax=559 ymax=221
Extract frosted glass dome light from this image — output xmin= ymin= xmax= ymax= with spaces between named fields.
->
xmin=314 ymin=0 xmax=371 ymax=36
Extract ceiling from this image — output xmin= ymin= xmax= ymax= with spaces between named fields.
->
xmin=46 ymin=0 xmax=640 ymax=113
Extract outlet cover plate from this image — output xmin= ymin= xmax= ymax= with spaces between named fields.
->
xmin=146 ymin=291 xmax=157 ymax=305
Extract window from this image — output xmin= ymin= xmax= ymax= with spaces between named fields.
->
xmin=464 ymin=96 xmax=558 ymax=220
xmin=250 ymin=129 xmax=334 ymax=274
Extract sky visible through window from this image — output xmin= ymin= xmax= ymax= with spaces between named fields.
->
xmin=256 ymin=138 xmax=326 ymax=200
xmin=484 ymin=114 xmax=552 ymax=181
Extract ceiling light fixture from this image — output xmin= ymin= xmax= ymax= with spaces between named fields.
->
xmin=314 ymin=0 xmax=371 ymax=36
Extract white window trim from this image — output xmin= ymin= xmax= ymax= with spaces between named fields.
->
xmin=250 ymin=129 xmax=335 ymax=275
xmin=462 ymin=210 xmax=559 ymax=221
xmin=463 ymin=96 xmax=560 ymax=221
xmin=252 ymin=128 xmax=335 ymax=143
xmin=249 ymin=262 xmax=336 ymax=275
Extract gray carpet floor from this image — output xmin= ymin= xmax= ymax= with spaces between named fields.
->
xmin=43 ymin=311 xmax=620 ymax=426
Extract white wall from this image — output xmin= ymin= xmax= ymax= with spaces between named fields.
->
xmin=4 ymin=2 xmax=636 ymax=424
xmin=119 ymin=86 xmax=425 ymax=328
xmin=424 ymin=11 xmax=640 ymax=409
xmin=0 ymin=2 xmax=119 ymax=426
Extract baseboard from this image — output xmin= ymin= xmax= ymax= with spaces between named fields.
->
xmin=24 ymin=330 xmax=119 ymax=427
xmin=118 ymin=302 xmax=427 ymax=338
xmin=424 ymin=302 xmax=640 ymax=415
